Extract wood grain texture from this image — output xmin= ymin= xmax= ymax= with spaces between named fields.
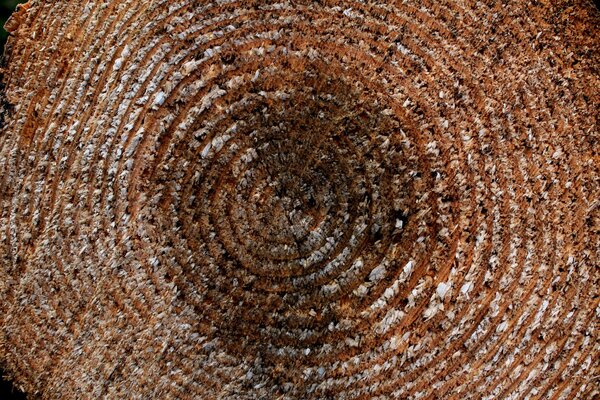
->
xmin=0 ymin=0 xmax=598 ymax=399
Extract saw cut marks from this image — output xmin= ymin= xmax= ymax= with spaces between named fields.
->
xmin=0 ymin=0 xmax=598 ymax=399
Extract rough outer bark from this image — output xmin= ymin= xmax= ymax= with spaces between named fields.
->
xmin=0 ymin=0 xmax=598 ymax=399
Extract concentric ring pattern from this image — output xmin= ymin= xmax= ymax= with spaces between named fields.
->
xmin=0 ymin=0 xmax=598 ymax=399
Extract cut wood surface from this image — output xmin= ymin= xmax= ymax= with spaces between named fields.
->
xmin=0 ymin=0 xmax=598 ymax=399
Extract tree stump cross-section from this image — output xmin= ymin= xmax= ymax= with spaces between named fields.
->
xmin=0 ymin=1 xmax=598 ymax=399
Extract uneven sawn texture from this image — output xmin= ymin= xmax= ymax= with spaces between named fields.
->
xmin=0 ymin=0 xmax=598 ymax=399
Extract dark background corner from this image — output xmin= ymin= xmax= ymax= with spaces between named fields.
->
xmin=1 ymin=0 xmax=27 ymax=52
xmin=0 ymin=367 xmax=27 ymax=400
